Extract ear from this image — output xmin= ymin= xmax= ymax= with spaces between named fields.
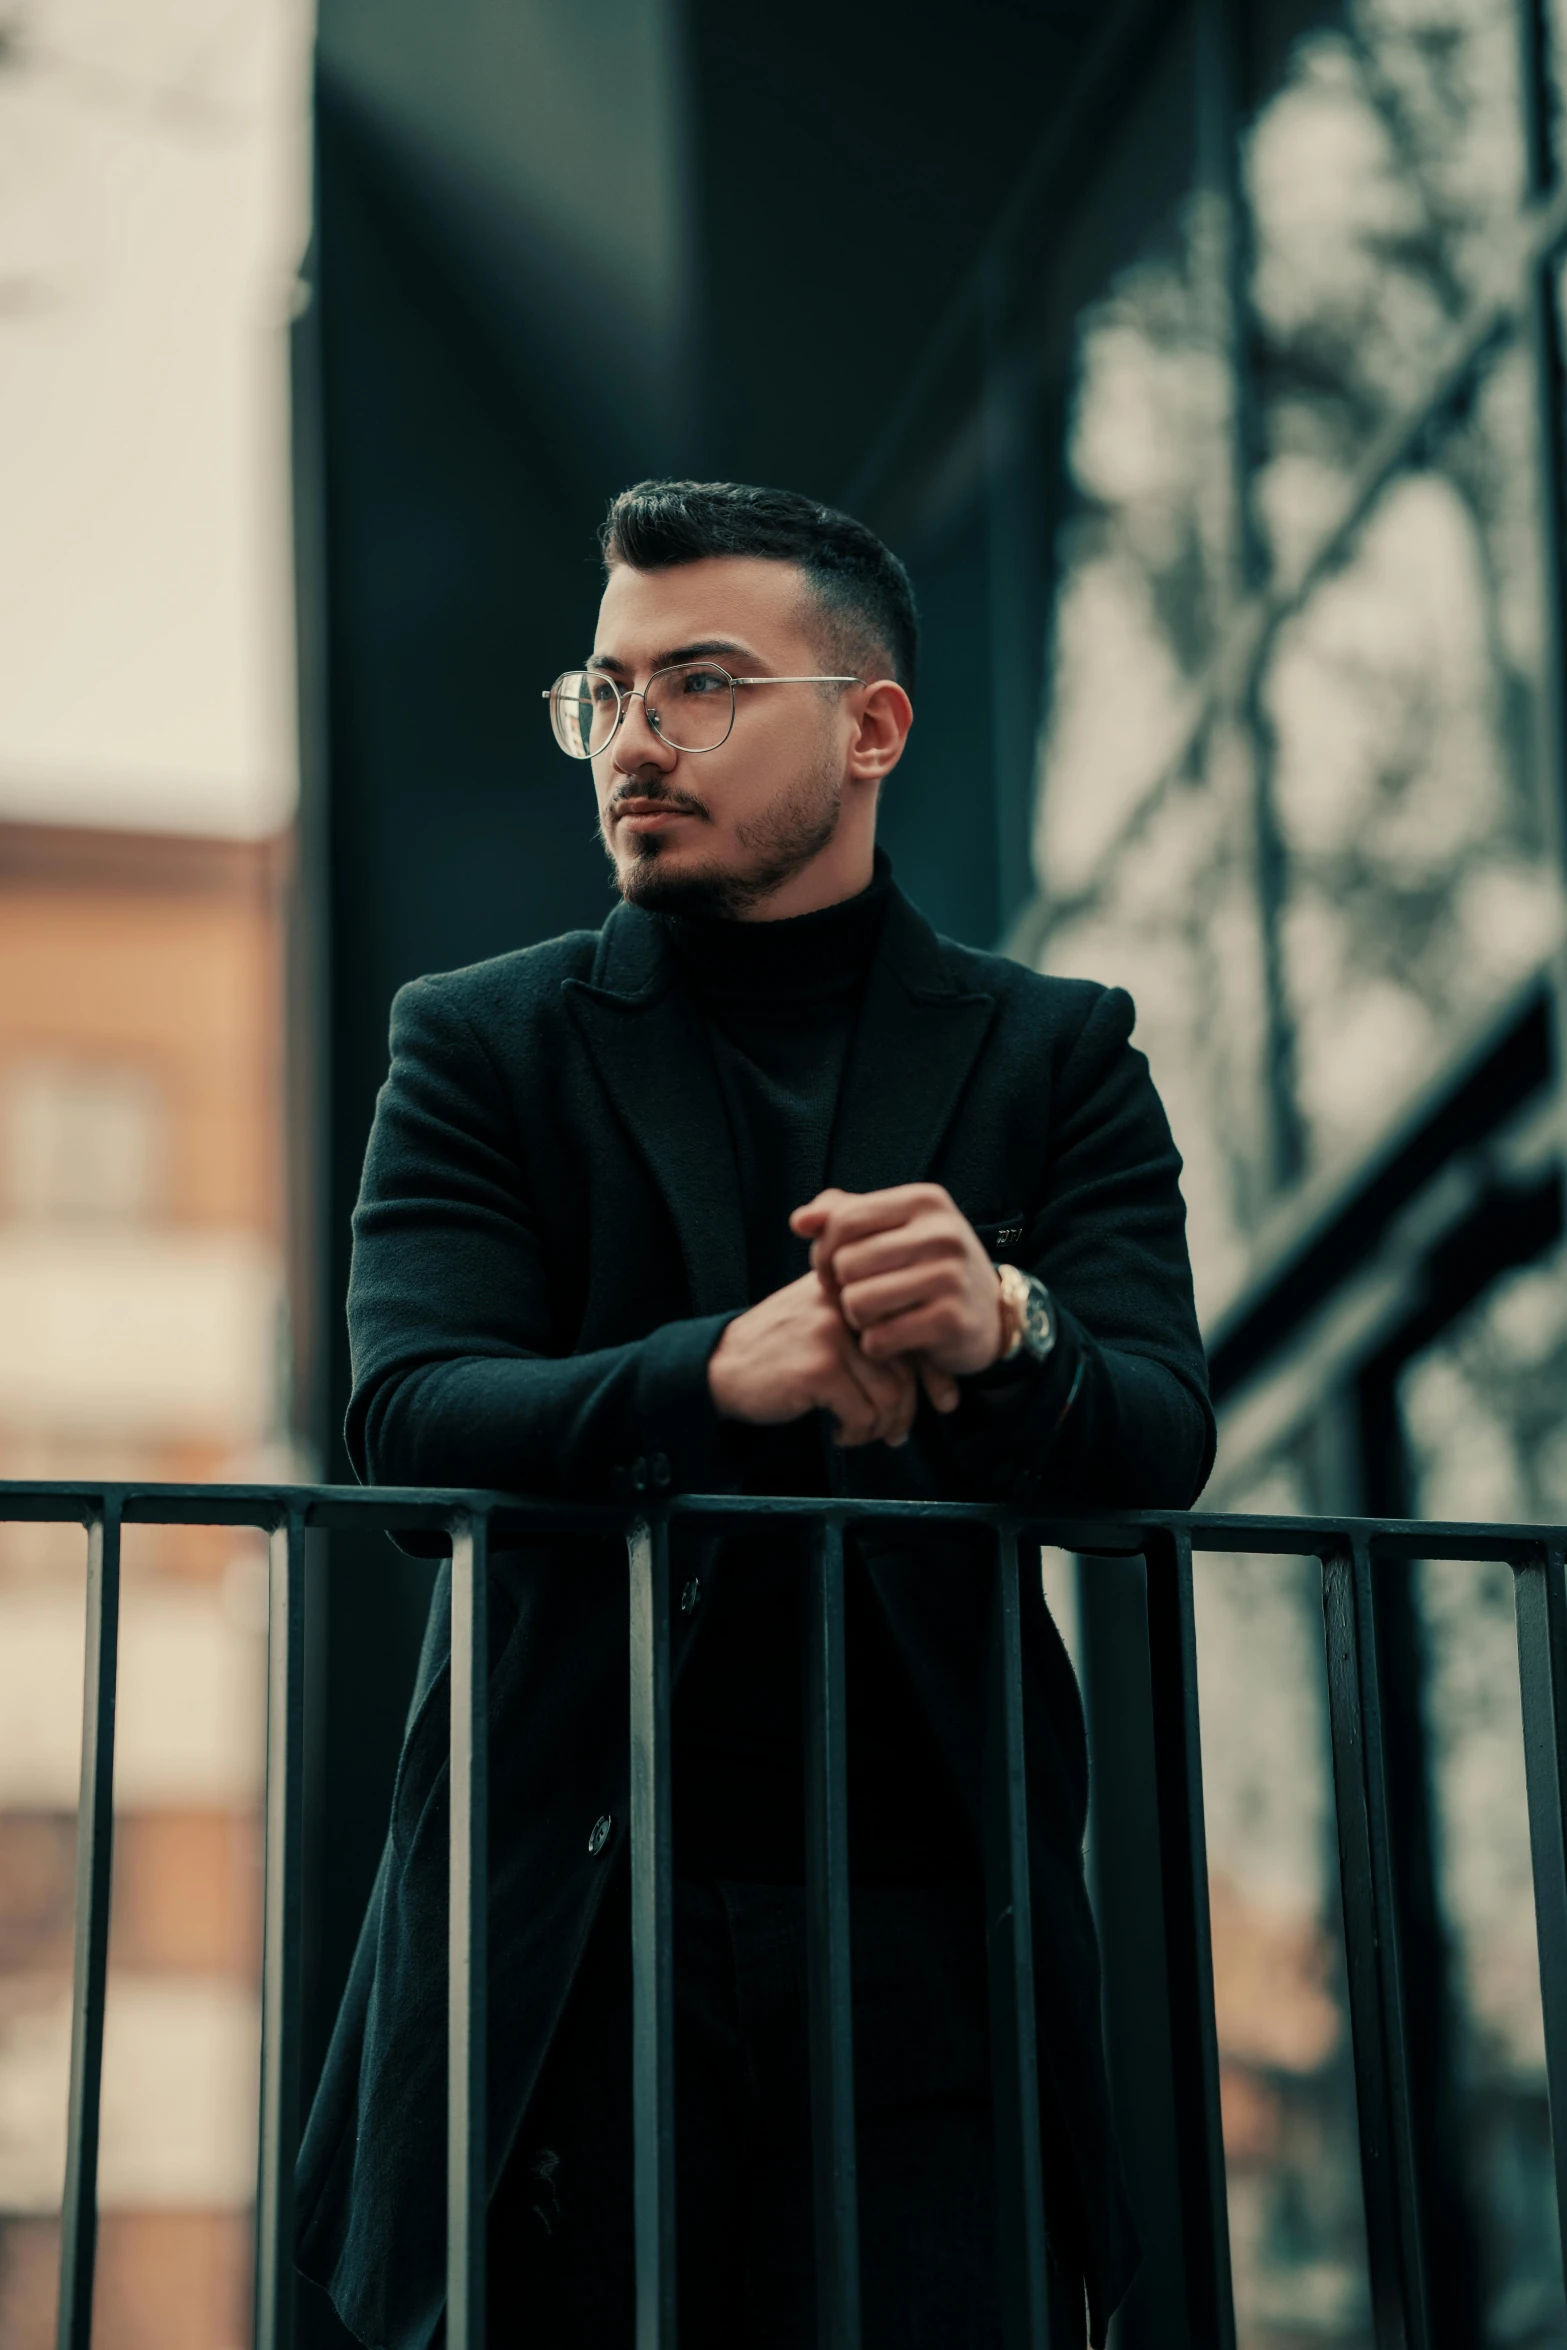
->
xmin=845 ymin=679 xmax=913 ymax=785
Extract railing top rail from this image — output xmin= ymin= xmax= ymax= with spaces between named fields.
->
xmin=0 ymin=1479 xmax=1561 ymax=1563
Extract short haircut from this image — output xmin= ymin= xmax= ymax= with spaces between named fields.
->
xmin=600 ymin=479 xmax=919 ymax=693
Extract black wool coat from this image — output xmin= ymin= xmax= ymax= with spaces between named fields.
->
xmin=294 ymin=878 xmax=1215 ymax=2350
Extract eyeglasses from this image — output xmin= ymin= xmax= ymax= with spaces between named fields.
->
xmin=542 ymin=661 xmax=862 ymax=759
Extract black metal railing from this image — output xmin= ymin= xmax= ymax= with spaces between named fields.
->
xmin=6 ymin=1481 xmax=1567 ymax=2350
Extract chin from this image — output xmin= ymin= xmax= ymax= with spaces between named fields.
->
xmin=614 ymin=845 xmax=748 ymax=920
xmin=607 ymin=793 xmax=841 ymax=920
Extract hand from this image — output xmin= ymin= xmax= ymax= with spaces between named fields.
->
xmin=707 ymin=1269 xmax=920 ymax=1448
xmin=790 ymin=1184 xmax=1005 ymax=1412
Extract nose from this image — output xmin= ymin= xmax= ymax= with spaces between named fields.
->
xmin=611 ymin=686 xmax=677 ymax=776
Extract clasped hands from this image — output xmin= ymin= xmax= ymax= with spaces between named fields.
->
xmin=707 ymin=1183 xmax=1006 ymax=1449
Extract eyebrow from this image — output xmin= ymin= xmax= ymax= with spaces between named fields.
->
xmin=586 ymin=637 xmax=765 ymax=675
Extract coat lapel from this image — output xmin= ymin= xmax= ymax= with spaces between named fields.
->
xmin=827 ymin=887 xmax=997 ymax=1194
xmin=563 ymin=884 xmax=995 ymax=1314
xmin=563 ymin=905 xmax=749 ymax=1317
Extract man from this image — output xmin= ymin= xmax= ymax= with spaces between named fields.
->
xmin=296 ymin=481 xmax=1214 ymax=2349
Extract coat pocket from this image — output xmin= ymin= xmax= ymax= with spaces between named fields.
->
xmin=968 ymin=1209 xmax=1028 ymax=1259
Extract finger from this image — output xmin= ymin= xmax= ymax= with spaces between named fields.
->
xmin=829 ymin=1408 xmax=876 ymax=1447
xmin=839 ymin=1264 xmax=956 ymax=1333
xmin=828 ymin=1384 xmax=902 ymax=1448
xmin=818 ymin=1359 xmax=878 ymax=1446
xmin=857 ymin=1303 xmax=966 ymax=1361
xmin=839 ymin=1326 xmax=916 ymax=1417
xmin=813 ymin=1342 xmax=892 ymax=1446
xmin=790 ymin=1186 xmax=861 ymax=1238
xmin=918 ymin=1358 xmax=961 ymax=1415
xmin=828 ymin=1216 xmax=958 ymax=1290
xmin=808 ymin=1183 xmax=947 ymax=1267
xmin=852 ymin=1343 xmax=919 ymax=1445
xmin=835 ymin=1330 xmax=917 ymax=1445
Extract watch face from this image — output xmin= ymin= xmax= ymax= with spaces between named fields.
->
xmin=1022 ymin=1281 xmax=1055 ymax=1359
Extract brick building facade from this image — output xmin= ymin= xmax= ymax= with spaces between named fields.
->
xmin=0 ymin=821 xmax=287 ymax=2350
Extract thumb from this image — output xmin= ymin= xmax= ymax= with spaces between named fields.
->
xmin=918 ymin=1358 xmax=961 ymax=1416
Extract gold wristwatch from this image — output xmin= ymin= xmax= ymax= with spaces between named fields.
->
xmin=995 ymin=1263 xmax=1057 ymax=1366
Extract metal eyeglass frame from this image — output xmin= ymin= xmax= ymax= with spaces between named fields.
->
xmin=542 ymin=660 xmax=863 ymax=757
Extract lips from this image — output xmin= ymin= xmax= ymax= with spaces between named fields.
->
xmin=613 ymin=799 xmax=701 ymax=825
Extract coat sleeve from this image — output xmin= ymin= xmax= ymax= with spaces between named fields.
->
xmin=921 ymin=983 xmax=1215 ymax=1509
xmin=345 ymin=975 xmax=740 ymax=1499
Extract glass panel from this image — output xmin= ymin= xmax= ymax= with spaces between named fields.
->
xmin=1040 ymin=323 xmax=1561 ymax=1321
xmin=1250 ymin=0 xmax=1528 ymax=569
xmin=1031 ymin=0 xmax=1559 ymax=1320
xmin=1415 ymin=1553 xmax=1567 ymax=2343
xmin=1194 ymin=1459 xmax=1374 ymax=2349
xmin=1400 ymin=1285 xmax=1567 ymax=2342
xmin=1041 ymin=759 xmax=1273 ymax=1320
xmin=1034 ymin=199 xmax=1273 ymax=1321
xmin=1404 ymin=1244 xmax=1567 ymax=1528
xmin=1263 ymin=337 xmax=1558 ymax=1177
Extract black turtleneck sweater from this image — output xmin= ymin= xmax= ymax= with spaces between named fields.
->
xmin=663 ymin=861 xmax=974 ymax=1885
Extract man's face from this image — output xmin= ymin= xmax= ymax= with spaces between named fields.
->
xmin=587 ymin=554 xmax=858 ymax=917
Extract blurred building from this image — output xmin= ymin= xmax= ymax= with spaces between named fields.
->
xmin=0 ymin=822 xmax=287 ymax=2350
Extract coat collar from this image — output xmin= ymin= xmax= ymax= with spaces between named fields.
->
xmin=562 ymin=881 xmax=997 ymax=1316
xmin=825 ymin=885 xmax=996 ymax=1195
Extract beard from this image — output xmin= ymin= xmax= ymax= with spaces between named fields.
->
xmin=605 ymin=753 xmax=842 ymax=920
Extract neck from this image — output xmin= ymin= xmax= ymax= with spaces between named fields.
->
xmin=661 ymin=852 xmax=889 ymax=996
xmin=733 ymin=824 xmax=877 ymax=923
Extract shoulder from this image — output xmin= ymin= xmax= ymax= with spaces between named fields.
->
xmin=931 ymin=931 xmax=1134 ymax=1059
xmin=881 ymin=883 xmax=1140 ymax=1072
xmin=388 ymin=927 xmax=603 ymax=1044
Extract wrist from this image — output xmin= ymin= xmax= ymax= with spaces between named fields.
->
xmin=706 ymin=1317 xmax=743 ymax=1419
xmin=994 ymin=1264 xmax=1023 ymax=1364
xmin=993 ymin=1265 xmax=1057 ymax=1369
xmin=991 ymin=1267 xmax=1013 ymax=1367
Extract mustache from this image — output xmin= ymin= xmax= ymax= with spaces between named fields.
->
xmin=608 ymin=781 xmax=710 ymax=819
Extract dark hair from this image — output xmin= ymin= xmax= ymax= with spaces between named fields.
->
xmin=600 ymin=479 xmax=919 ymax=693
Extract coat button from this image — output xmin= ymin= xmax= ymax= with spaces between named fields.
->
xmin=587 ymin=1814 xmax=613 ymax=1858
xmin=630 ymin=1457 xmax=649 ymax=1492
xmin=680 ymin=1577 xmax=702 ymax=1617
xmin=651 ymin=1451 xmax=672 ymax=1490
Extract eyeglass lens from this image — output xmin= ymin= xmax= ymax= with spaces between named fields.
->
xmin=549 ymin=664 xmax=736 ymax=758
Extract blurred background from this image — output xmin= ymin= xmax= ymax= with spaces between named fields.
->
xmin=3 ymin=0 xmax=1567 ymax=2344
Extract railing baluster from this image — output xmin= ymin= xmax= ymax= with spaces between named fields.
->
xmin=57 ymin=1492 xmax=122 ymax=2350
xmin=448 ymin=1511 xmax=490 ymax=2350
xmin=983 ymin=1526 xmax=1051 ymax=2348
xmin=629 ymin=1514 xmax=677 ymax=2350
xmin=1144 ymin=1526 xmax=1236 ymax=2350
xmin=1513 ymin=1540 xmax=1567 ymax=2280
xmin=1320 ymin=1535 xmax=1432 ymax=2350
xmin=254 ymin=1510 xmax=306 ymax=2350
xmin=804 ymin=1514 xmax=862 ymax=2350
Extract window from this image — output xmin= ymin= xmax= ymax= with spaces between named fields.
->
xmin=2 ymin=1060 xmax=165 ymax=1226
